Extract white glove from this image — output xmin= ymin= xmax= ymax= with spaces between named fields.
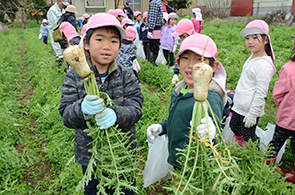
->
xmin=148 ymin=31 xmax=153 ymax=38
xmin=172 ymin=74 xmax=179 ymax=85
xmin=172 ymin=45 xmax=177 ymax=53
xmin=146 ymin=124 xmax=163 ymax=142
xmin=196 ymin=117 xmax=216 ymax=139
xmin=139 ymin=40 xmax=143 ymax=44
xmin=243 ymin=114 xmax=257 ymax=128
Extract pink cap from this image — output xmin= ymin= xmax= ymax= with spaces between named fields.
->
xmin=240 ymin=19 xmax=275 ymax=60
xmin=59 ymin=21 xmax=80 ymax=41
xmin=124 ymin=26 xmax=137 ymax=41
xmin=83 ymin=13 xmax=126 ymax=39
xmin=176 ymin=33 xmax=217 ymax=60
xmin=121 ymin=18 xmax=135 ymax=28
xmin=172 ymin=19 xmax=195 ymax=37
xmin=168 ymin=12 xmax=178 ymax=20
xmin=82 ymin=13 xmax=90 ymax=20
xmin=142 ymin=11 xmax=148 ymax=20
xmin=81 ymin=23 xmax=87 ymax=36
xmin=107 ymin=9 xmax=115 ymax=16
xmin=134 ymin=11 xmax=142 ymax=17
xmin=176 ymin=33 xmax=226 ymax=94
xmin=114 ymin=9 xmax=126 ymax=17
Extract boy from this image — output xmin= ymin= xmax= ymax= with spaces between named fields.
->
xmin=146 ymin=33 xmax=227 ymax=170
xmin=58 ymin=13 xmax=143 ymax=194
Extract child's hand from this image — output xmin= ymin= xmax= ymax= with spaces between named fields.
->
xmin=196 ymin=117 xmax=216 ymax=139
xmin=146 ymin=124 xmax=162 ymax=142
xmin=172 ymin=45 xmax=177 ymax=53
xmin=243 ymin=114 xmax=256 ymax=128
xmin=81 ymin=95 xmax=104 ymax=115
xmin=95 ymin=108 xmax=117 ymax=129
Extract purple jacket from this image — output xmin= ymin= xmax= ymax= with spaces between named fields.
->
xmin=160 ymin=24 xmax=179 ymax=51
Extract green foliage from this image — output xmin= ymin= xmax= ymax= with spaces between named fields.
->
xmin=167 ymin=0 xmax=192 ymax=12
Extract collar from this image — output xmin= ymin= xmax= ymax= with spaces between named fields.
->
xmin=86 ymin=56 xmax=118 ymax=75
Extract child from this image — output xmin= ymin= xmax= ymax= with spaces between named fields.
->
xmin=146 ymin=33 xmax=227 ymax=170
xmin=230 ymin=20 xmax=276 ymax=145
xmin=267 ymin=37 xmax=295 ymax=183
xmin=121 ymin=17 xmax=135 ymax=30
xmin=192 ymin=8 xmax=204 ymax=34
xmin=139 ymin=12 xmax=151 ymax=62
xmin=114 ymin=9 xmax=126 ymax=23
xmin=58 ymin=13 xmax=143 ymax=194
xmin=171 ymin=18 xmax=196 ymax=85
xmin=160 ymin=12 xmax=180 ymax=68
xmin=82 ymin=13 xmax=90 ymax=25
xmin=40 ymin=19 xmax=50 ymax=45
xmin=116 ymin=26 xmax=137 ymax=70
xmin=132 ymin=11 xmax=142 ymax=35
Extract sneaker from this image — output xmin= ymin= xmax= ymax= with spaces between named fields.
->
xmin=151 ymin=62 xmax=158 ymax=67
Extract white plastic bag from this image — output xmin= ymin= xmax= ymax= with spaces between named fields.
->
xmin=143 ymin=135 xmax=173 ymax=187
xmin=132 ymin=59 xmax=141 ymax=72
xmin=134 ymin=32 xmax=140 ymax=48
xmin=256 ymin=123 xmax=287 ymax=163
xmin=156 ymin=48 xmax=166 ymax=65
xmin=38 ymin=33 xmax=42 ymax=39
xmin=136 ymin=42 xmax=146 ymax=60
xmin=222 ymin=119 xmax=287 ymax=163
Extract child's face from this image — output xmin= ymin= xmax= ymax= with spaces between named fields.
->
xmin=169 ymin=18 xmax=177 ymax=26
xmin=180 ymin=33 xmax=189 ymax=41
xmin=136 ymin=15 xmax=142 ymax=21
xmin=117 ymin=16 xmax=124 ymax=22
xmin=177 ymin=50 xmax=218 ymax=89
xmin=245 ymin=34 xmax=266 ymax=55
xmin=123 ymin=24 xmax=132 ymax=30
xmin=84 ymin=28 xmax=121 ymax=70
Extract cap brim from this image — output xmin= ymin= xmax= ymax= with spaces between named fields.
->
xmin=176 ymin=47 xmax=213 ymax=59
xmin=240 ymin=27 xmax=265 ymax=37
xmin=62 ymin=2 xmax=69 ymax=6
xmin=171 ymin=31 xmax=181 ymax=37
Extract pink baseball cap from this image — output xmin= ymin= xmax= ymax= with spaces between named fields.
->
xmin=168 ymin=12 xmax=179 ymax=20
xmin=121 ymin=18 xmax=135 ymax=28
xmin=59 ymin=21 xmax=80 ymax=41
xmin=240 ymin=19 xmax=275 ymax=60
xmin=172 ymin=19 xmax=195 ymax=37
xmin=142 ymin=11 xmax=148 ymax=20
xmin=134 ymin=11 xmax=142 ymax=17
xmin=114 ymin=9 xmax=126 ymax=17
xmin=107 ymin=9 xmax=115 ymax=16
xmin=124 ymin=26 xmax=137 ymax=41
xmin=83 ymin=13 xmax=126 ymax=39
xmin=81 ymin=23 xmax=88 ymax=36
xmin=176 ymin=33 xmax=217 ymax=60
xmin=82 ymin=13 xmax=90 ymax=20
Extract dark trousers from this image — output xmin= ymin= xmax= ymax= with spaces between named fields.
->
xmin=143 ymin=42 xmax=151 ymax=62
xmin=149 ymin=39 xmax=160 ymax=63
xmin=229 ymin=110 xmax=259 ymax=142
xmin=81 ymin=165 xmax=135 ymax=195
xmin=268 ymin=124 xmax=295 ymax=160
xmin=163 ymin=49 xmax=175 ymax=66
xmin=42 ymin=36 xmax=48 ymax=45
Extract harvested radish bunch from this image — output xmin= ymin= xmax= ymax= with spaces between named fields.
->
xmin=63 ymin=45 xmax=139 ymax=194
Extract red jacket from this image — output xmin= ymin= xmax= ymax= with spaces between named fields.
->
xmin=192 ymin=18 xmax=204 ymax=34
xmin=161 ymin=1 xmax=168 ymax=13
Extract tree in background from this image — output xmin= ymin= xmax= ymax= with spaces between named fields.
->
xmin=167 ymin=0 xmax=192 ymax=13
xmin=0 ymin=0 xmax=46 ymax=28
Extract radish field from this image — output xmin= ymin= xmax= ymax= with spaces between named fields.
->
xmin=1 ymin=20 xmax=295 ymax=194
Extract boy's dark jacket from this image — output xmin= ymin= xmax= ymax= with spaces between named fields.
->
xmin=139 ymin=23 xmax=149 ymax=43
xmin=58 ymin=61 xmax=143 ymax=166
xmin=160 ymin=79 xmax=225 ymax=169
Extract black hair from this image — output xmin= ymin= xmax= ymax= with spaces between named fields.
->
xmin=85 ymin=26 xmax=121 ymax=46
xmin=178 ymin=54 xmax=216 ymax=68
xmin=126 ymin=2 xmax=129 ymax=5
xmin=256 ymin=34 xmax=274 ymax=61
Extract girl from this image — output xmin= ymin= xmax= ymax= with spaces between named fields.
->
xmin=132 ymin=11 xmax=142 ymax=35
xmin=121 ymin=17 xmax=134 ymax=30
xmin=267 ymin=37 xmax=295 ymax=183
xmin=230 ymin=20 xmax=277 ymax=145
xmin=171 ymin=18 xmax=196 ymax=85
xmin=146 ymin=33 xmax=227 ymax=170
xmin=139 ymin=12 xmax=151 ymax=62
xmin=192 ymin=8 xmax=204 ymax=34
xmin=59 ymin=13 xmax=143 ymax=194
xmin=160 ymin=12 xmax=180 ymax=67
xmin=40 ymin=19 xmax=50 ymax=45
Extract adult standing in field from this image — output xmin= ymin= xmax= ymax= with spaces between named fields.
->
xmin=59 ymin=5 xmax=78 ymax=32
xmin=147 ymin=0 xmax=163 ymax=67
xmin=192 ymin=8 xmax=204 ymax=34
xmin=123 ymin=2 xmax=134 ymax=20
xmin=47 ymin=0 xmax=69 ymax=58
